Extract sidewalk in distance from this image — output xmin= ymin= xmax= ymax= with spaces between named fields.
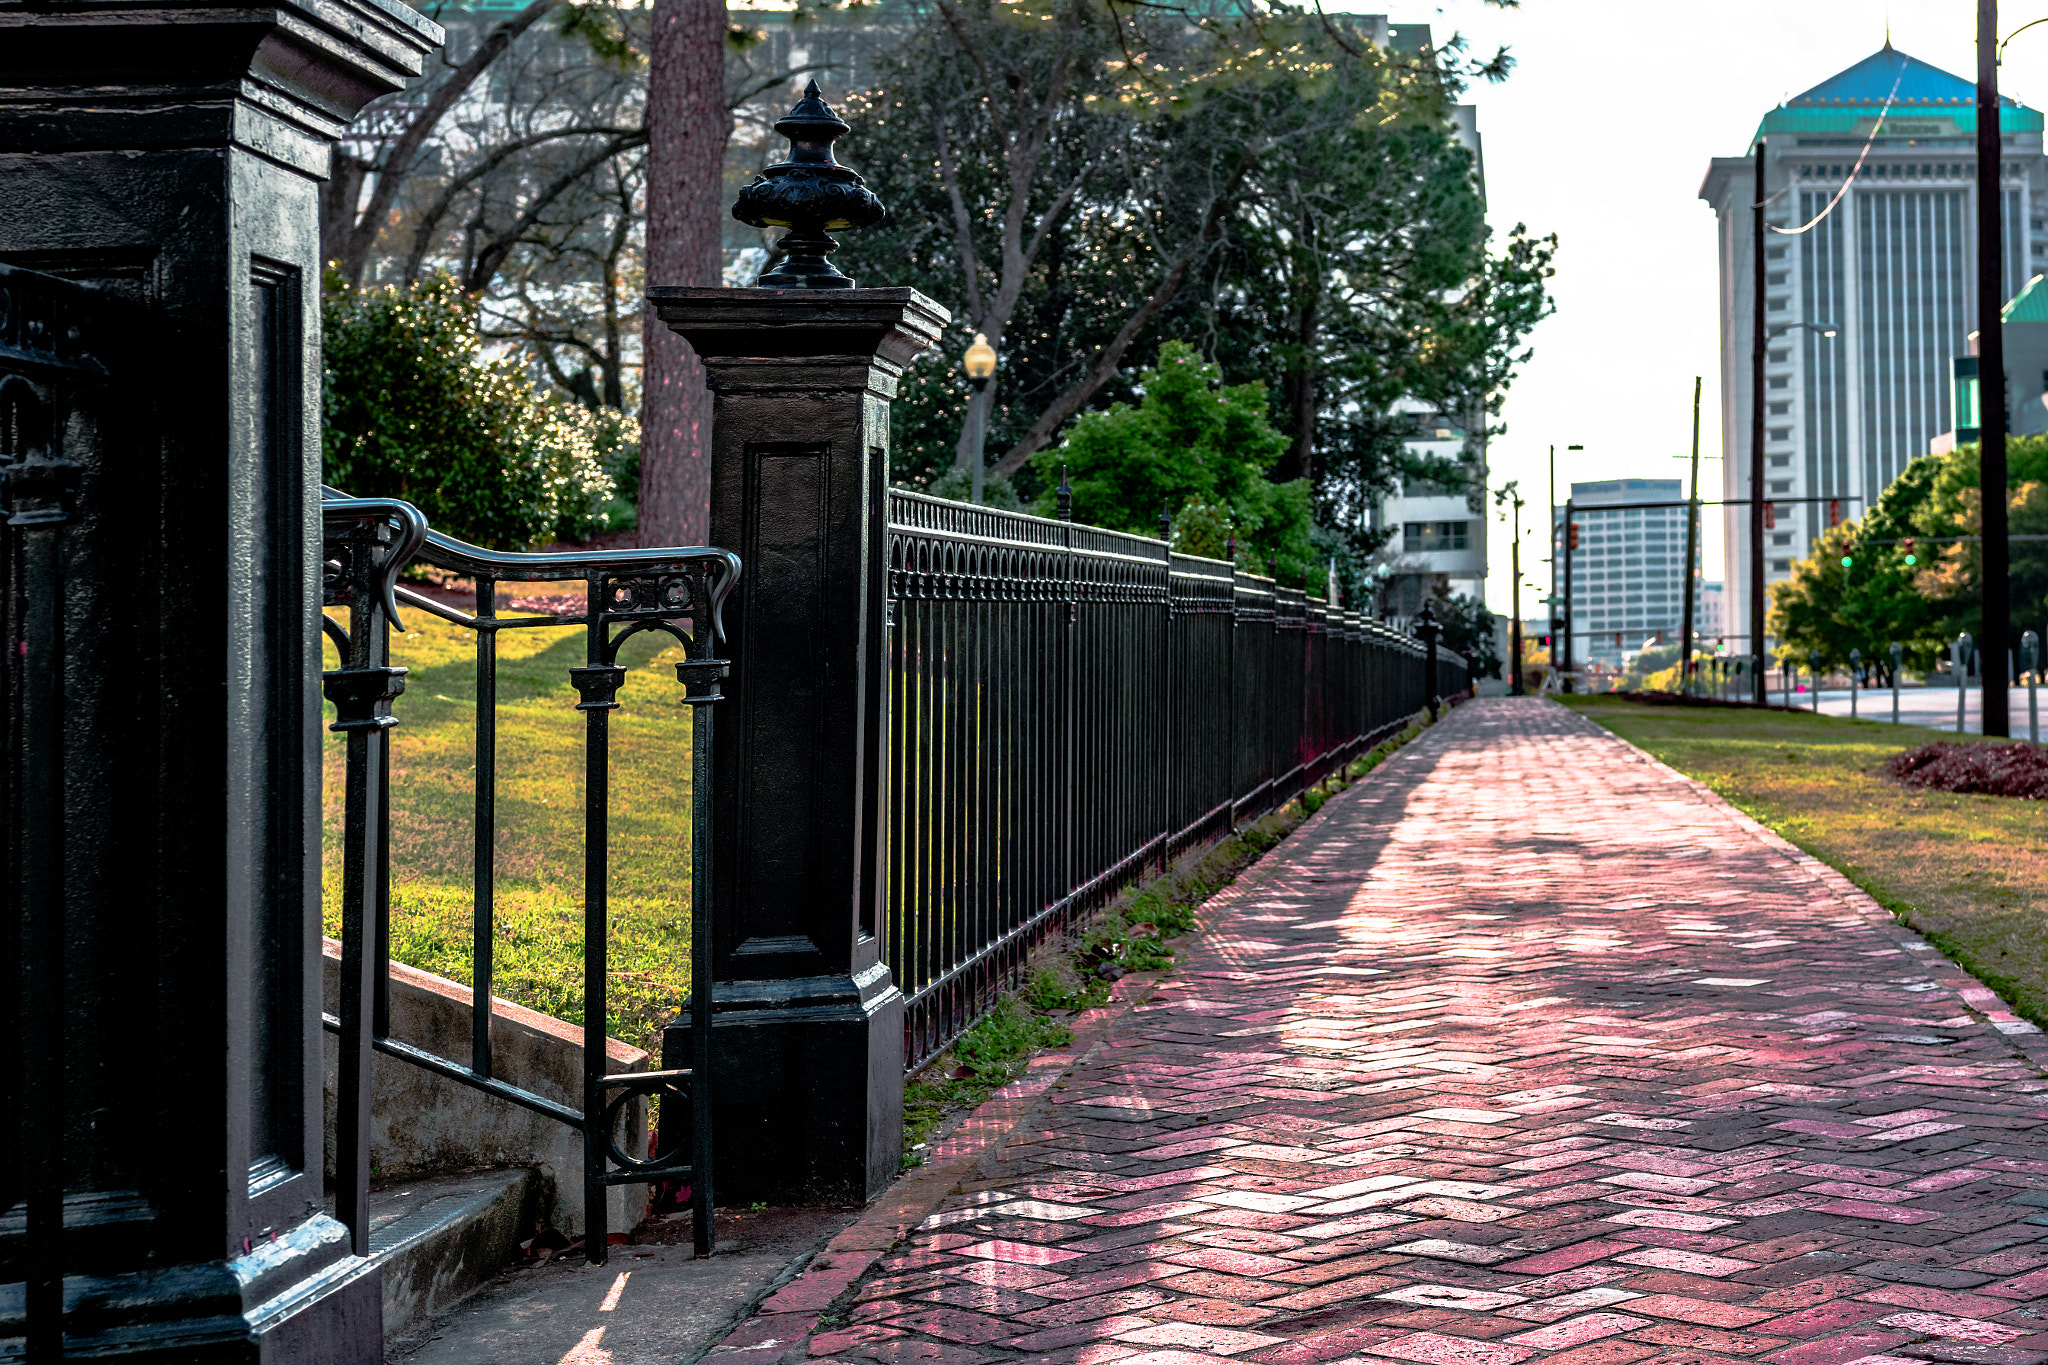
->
xmin=709 ymin=697 xmax=2048 ymax=1365
xmin=1562 ymin=693 xmax=2048 ymax=1034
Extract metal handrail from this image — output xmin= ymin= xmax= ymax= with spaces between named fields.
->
xmin=318 ymin=487 xmax=735 ymax=1263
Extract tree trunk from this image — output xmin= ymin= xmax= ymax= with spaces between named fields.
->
xmin=639 ymin=0 xmax=732 ymax=547
xmin=1278 ymin=201 xmax=1319 ymax=484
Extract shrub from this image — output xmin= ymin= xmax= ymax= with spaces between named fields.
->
xmin=324 ymin=272 xmax=620 ymax=549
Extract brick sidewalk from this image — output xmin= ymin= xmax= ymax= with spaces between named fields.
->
xmin=722 ymin=698 xmax=2048 ymax=1365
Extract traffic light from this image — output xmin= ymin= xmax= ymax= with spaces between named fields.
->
xmin=1568 ymin=523 xmax=1580 ymax=550
xmin=1763 ymin=501 xmax=1776 ymax=531
xmin=1828 ymin=499 xmax=1843 ymax=527
xmin=1840 ymin=555 xmax=1853 ymax=569
xmin=1902 ymin=536 xmax=1916 ymax=566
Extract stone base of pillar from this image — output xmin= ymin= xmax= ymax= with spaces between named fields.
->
xmin=704 ymin=964 xmax=904 ymax=1205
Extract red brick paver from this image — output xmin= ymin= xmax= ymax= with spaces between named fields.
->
xmin=712 ymin=699 xmax=2048 ymax=1365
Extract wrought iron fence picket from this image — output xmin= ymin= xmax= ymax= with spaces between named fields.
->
xmin=884 ymin=492 xmax=1466 ymax=1071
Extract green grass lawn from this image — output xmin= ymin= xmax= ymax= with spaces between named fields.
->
xmin=323 ymin=590 xmax=697 ymax=1056
xmin=1561 ymin=694 xmax=2048 ymax=1029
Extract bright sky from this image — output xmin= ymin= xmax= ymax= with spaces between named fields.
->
xmin=1415 ymin=0 xmax=2048 ymax=619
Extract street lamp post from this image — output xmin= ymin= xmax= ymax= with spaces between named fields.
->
xmin=1749 ymin=301 xmax=1841 ymax=703
xmin=1496 ymin=482 xmax=1526 ymax=695
xmin=963 ymin=331 xmax=997 ymax=504
xmin=1680 ymin=377 xmax=1702 ymax=695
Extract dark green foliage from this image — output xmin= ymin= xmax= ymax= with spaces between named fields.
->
xmin=902 ymin=999 xmax=1072 ymax=1155
xmin=324 ymin=273 xmax=622 ymax=549
xmin=834 ymin=7 xmax=1553 ymax=534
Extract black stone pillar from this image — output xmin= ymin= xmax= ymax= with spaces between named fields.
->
xmin=645 ymin=287 xmax=947 ymax=1204
xmin=0 ymin=3 xmax=439 ymax=1359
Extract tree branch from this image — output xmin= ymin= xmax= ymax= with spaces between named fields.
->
xmin=464 ymin=130 xmax=649 ymax=294
xmin=990 ymin=154 xmax=1253 ymax=476
xmin=339 ymin=0 xmax=569 ymax=284
xmin=403 ymin=122 xmax=642 ymax=281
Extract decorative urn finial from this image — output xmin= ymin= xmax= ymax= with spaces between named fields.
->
xmin=732 ymin=81 xmax=886 ymax=289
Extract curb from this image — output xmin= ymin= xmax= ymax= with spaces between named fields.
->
xmin=693 ymin=721 xmax=1432 ymax=1363
xmin=1552 ymin=699 xmax=2048 ymax=1074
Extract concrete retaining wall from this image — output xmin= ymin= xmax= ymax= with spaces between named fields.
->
xmin=321 ymin=941 xmax=650 ymax=1236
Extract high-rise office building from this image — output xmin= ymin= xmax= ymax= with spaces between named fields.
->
xmin=1699 ymin=44 xmax=2047 ymax=655
xmin=1566 ymin=479 xmax=1704 ymax=665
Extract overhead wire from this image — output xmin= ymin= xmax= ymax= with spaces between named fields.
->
xmin=1766 ymin=60 xmax=1906 ymax=236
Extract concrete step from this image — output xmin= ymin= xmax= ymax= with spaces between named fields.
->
xmin=351 ymin=1167 xmax=542 ymax=1339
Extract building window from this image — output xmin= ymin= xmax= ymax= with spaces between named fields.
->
xmin=1768 ymin=375 xmax=1790 ymax=389
xmin=1771 ymin=559 xmax=1792 ymax=573
xmin=1768 ymin=428 xmax=1792 ymax=441
xmin=1767 ymin=298 xmax=1789 ymax=311
xmin=1403 ymin=521 xmax=1469 ymax=552
xmin=1770 ymin=454 xmax=1791 ymax=467
xmin=1770 ymin=480 xmax=1792 ymax=493
xmin=1772 ymin=533 xmax=1793 ymax=545
xmin=1768 ymin=349 xmax=1789 ymax=364
xmin=1768 ymin=402 xmax=1790 ymax=415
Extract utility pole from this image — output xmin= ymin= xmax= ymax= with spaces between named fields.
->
xmin=1680 ymin=376 xmax=1703 ymax=695
xmin=1551 ymin=444 xmax=1583 ymax=693
xmin=1980 ymin=0 xmax=2013 ymax=735
xmin=1750 ymin=138 xmax=1769 ymax=703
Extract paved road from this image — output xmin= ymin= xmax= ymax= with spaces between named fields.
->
xmin=758 ymin=698 xmax=2048 ymax=1365
xmin=1791 ymin=687 xmax=2044 ymax=738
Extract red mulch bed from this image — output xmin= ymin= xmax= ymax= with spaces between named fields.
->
xmin=1884 ymin=741 xmax=2048 ymax=800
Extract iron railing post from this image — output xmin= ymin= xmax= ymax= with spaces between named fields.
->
xmin=473 ymin=576 xmax=498 ymax=1081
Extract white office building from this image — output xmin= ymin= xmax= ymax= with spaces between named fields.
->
xmin=1373 ymin=402 xmax=1487 ymax=619
xmin=1566 ymin=479 xmax=1706 ymax=666
xmin=1699 ymin=43 xmax=2048 ymax=656
xmin=1373 ymin=80 xmax=1488 ymax=621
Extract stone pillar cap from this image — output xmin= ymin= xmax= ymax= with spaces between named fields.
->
xmin=646 ymin=285 xmax=950 ymax=366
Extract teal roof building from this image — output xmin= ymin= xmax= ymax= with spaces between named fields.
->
xmin=1698 ymin=43 xmax=2045 ymax=655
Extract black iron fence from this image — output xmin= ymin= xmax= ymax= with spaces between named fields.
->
xmin=884 ymin=492 xmax=1466 ymax=1070
xmin=318 ymin=490 xmax=737 ymax=1262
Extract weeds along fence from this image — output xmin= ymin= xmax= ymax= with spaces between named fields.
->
xmin=884 ymin=492 xmax=1467 ymax=1070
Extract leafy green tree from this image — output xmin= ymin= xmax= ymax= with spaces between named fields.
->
xmin=1770 ymin=438 xmax=2048 ymax=673
xmin=1031 ymin=341 xmax=1318 ymax=584
xmin=1907 ymin=436 xmax=2048 ymax=645
xmin=324 ymin=273 xmax=623 ymax=549
xmin=1425 ymin=584 xmax=1500 ymax=680
xmin=834 ymin=4 xmax=1550 ymax=526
